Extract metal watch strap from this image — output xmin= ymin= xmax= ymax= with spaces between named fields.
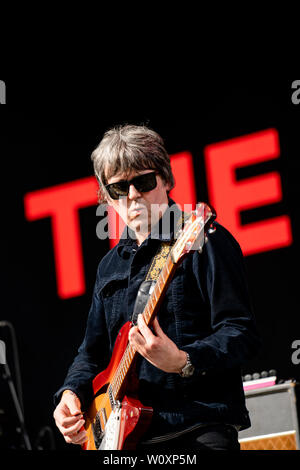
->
xmin=179 ymin=352 xmax=194 ymax=377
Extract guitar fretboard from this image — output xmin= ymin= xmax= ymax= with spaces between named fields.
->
xmin=109 ymin=254 xmax=176 ymax=401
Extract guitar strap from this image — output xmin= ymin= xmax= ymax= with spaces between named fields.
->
xmin=131 ymin=242 xmax=173 ymax=325
xmin=131 ymin=211 xmax=188 ymax=325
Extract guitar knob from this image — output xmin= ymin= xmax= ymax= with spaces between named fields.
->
xmin=243 ymin=374 xmax=252 ymax=382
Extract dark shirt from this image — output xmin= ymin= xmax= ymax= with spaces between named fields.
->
xmin=54 ymin=199 xmax=260 ymax=439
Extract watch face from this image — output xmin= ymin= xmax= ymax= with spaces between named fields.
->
xmin=182 ymin=364 xmax=195 ymax=377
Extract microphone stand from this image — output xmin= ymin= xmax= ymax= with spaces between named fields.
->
xmin=0 ymin=323 xmax=32 ymax=450
xmin=1 ymin=361 xmax=32 ymax=449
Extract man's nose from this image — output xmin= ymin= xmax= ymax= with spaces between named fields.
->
xmin=128 ymin=184 xmax=142 ymax=199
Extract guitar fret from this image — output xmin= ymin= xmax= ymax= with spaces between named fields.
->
xmin=145 ymin=308 xmax=150 ymax=323
xmin=156 ymin=286 xmax=161 ymax=298
xmin=146 ymin=305 xmax=152 ymax=317
xmin=111 ymin=344 xmax=136 ymax=398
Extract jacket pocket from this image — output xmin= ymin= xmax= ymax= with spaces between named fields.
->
xmin=99 ymin=278 xmax=128 ymax=351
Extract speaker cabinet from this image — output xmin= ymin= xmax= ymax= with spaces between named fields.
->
xmin=238 ymin=383 xmax=300 ymax=450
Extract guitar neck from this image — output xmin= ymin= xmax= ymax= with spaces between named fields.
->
xmin=109 ymin=253 xmax=178 ymax=401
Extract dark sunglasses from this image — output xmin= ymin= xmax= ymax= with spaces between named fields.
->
xmin=105 ymin=172 xmax=158 ymax=200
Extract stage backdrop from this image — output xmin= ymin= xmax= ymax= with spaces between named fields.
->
xmin=0 ymin=81 xmax=299 ymax=449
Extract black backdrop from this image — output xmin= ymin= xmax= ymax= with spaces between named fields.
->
xmin=0 ymin=79 xmax=299 ymax=450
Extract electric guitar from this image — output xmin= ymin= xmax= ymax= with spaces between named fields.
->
xmin=82 ymin=203 xmax=216 ymax=450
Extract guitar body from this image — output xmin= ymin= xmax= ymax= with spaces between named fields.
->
xmin=83 ymin=321 xmax=153 ymax=450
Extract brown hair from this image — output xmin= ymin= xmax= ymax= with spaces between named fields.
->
xmin=91 ymin=124 xmax=175 ymax=203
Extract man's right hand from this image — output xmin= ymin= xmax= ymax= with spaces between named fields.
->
xmin=53 ymin=390 xmax=87 ymax=445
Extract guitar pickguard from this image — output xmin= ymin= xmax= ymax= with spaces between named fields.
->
xmin=97 ymin=405 xmax=121 ymax=450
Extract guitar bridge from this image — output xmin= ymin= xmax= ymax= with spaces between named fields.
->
xmin=92 ymin=413 xmax=104 ymax=450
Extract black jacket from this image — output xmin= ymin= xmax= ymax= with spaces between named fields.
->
xmin=54 ymin=200 xmax=260 ymax=437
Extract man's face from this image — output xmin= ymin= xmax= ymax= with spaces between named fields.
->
xmin=105 ymin=169 xmax=170 ymax=243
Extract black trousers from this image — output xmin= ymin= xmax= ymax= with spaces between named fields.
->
xmin=137 ymin=424 xmax=240 ymax=451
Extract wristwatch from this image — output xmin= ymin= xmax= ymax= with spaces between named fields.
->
xmin=179 ymin=352 xmax=195 ymax=377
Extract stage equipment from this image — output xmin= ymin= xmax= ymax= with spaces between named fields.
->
xmin=239 ymin=379 xmax=299 ymax=450
xmin=0 ymin=321 xmax=32 ymax=449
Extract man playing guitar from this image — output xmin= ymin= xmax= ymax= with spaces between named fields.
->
xmin=53 ymin=124 xmax=260 ymax=450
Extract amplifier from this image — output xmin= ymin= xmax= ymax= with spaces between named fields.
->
xmin=239 ymin=382 xmax=300 ymax=450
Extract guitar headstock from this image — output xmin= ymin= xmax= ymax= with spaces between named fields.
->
xmin=171 ymin=203 xmax=216 ymax=264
